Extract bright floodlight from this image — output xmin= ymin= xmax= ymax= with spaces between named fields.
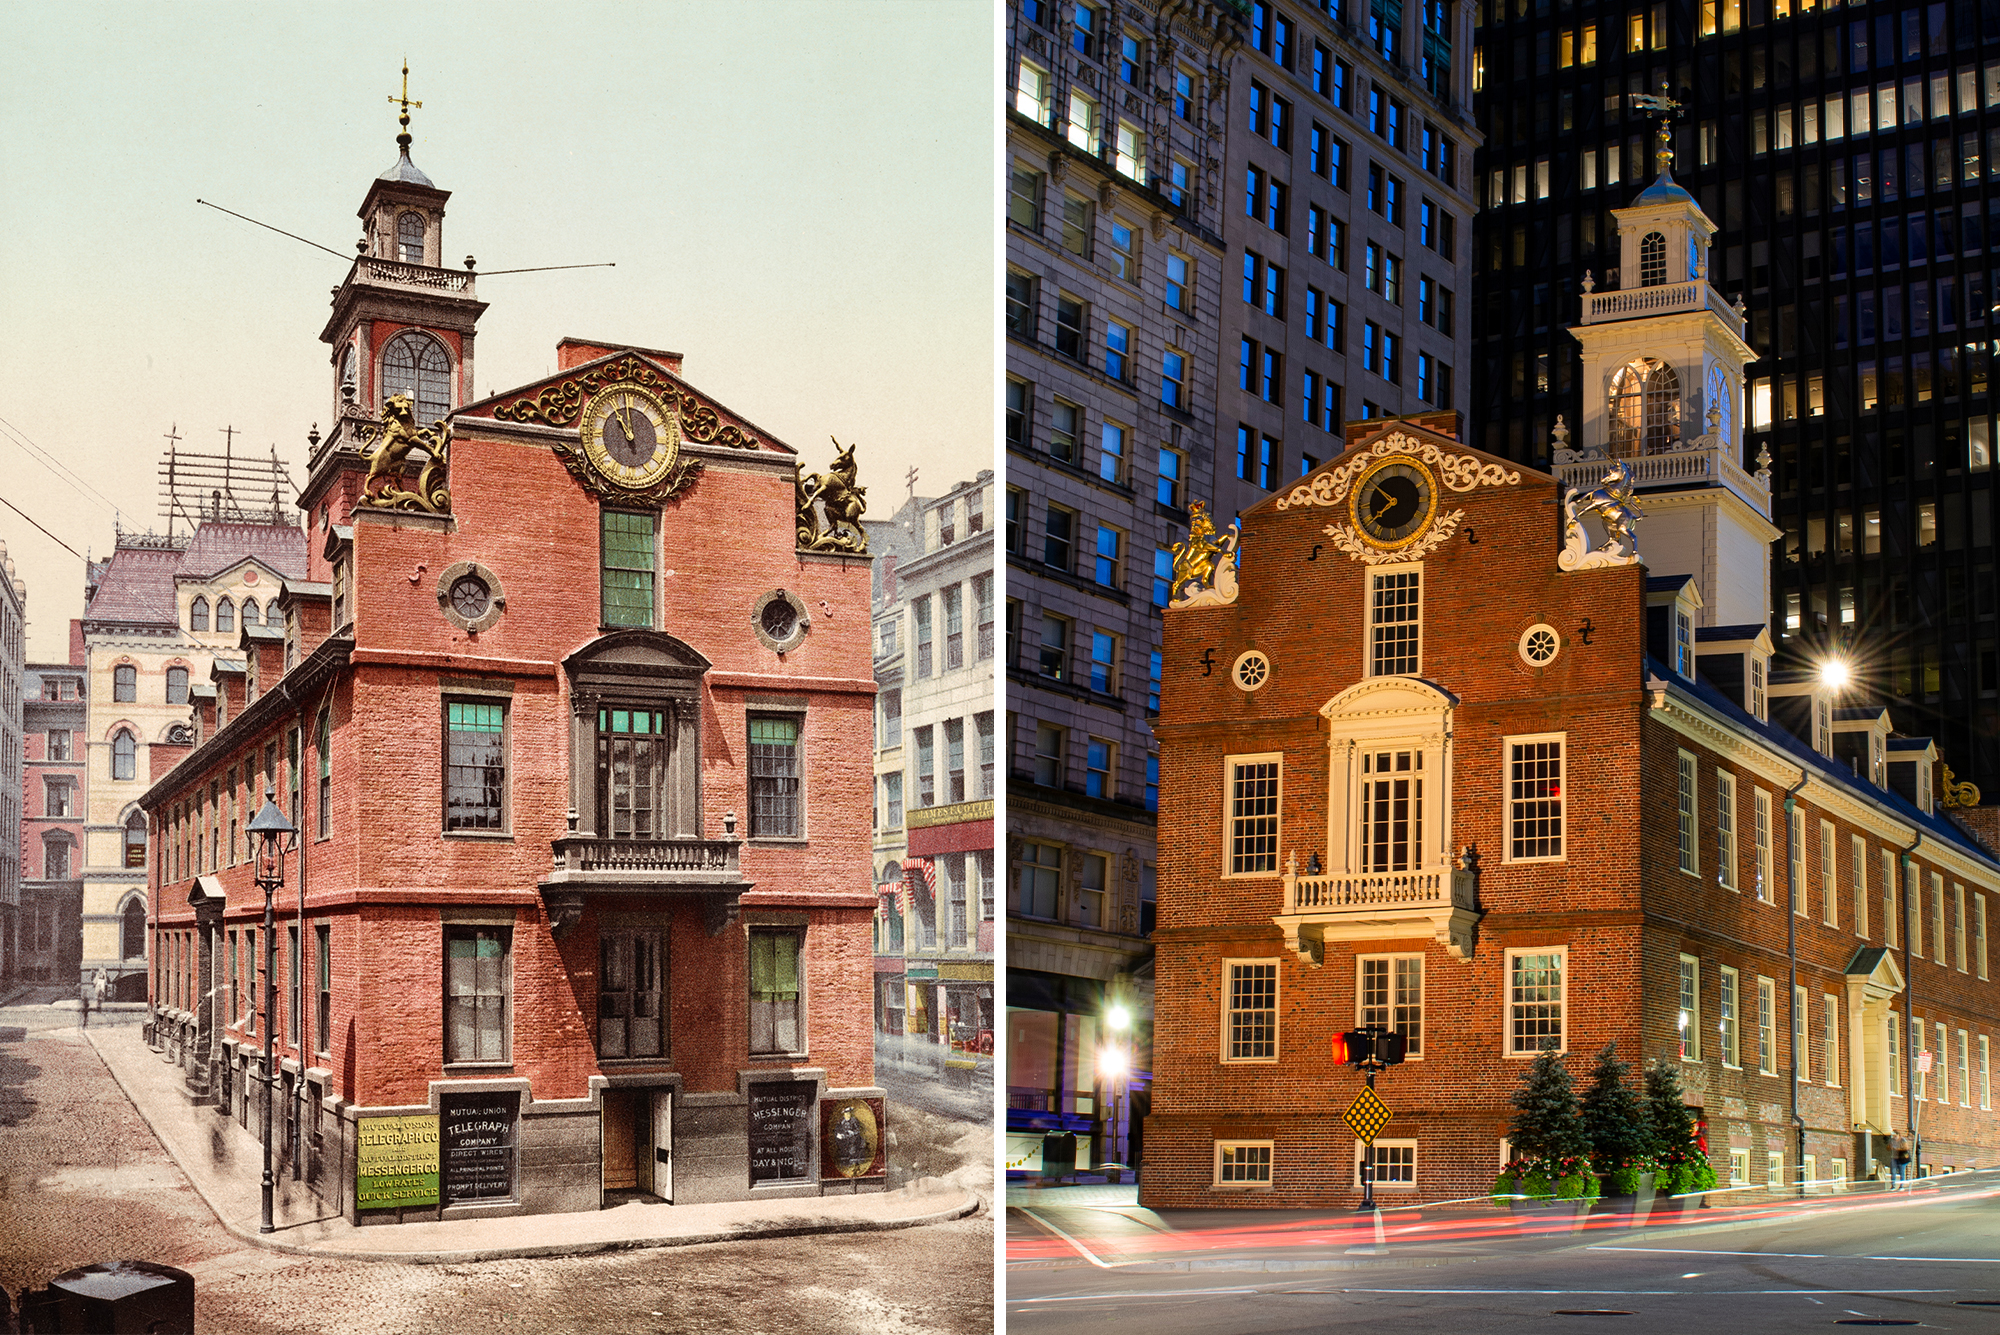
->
xmin=1099 ymin=1046 xmax=1129 ymax=1078
xmin=1106 ymin=1003 xmax=1132 ymax=1032
xmin=1818 ymin=659 xmax=1852 ymax=691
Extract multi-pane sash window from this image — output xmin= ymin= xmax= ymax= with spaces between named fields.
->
xmin=1820 ymin=822 xmax=1838 ymax=926
xmin=445 ymin=926 xmax=510 ymax=1064
xmin=748 ymin=929 xmax=804 ymax=1054
xmin=1678 ymin=954 xmax=1701 ymax=1059
xmin=1016 ymin=842 xmax=1060 ymax=918
xmin=945 ymin=718 xmax=966 ymax=803
xmin=1793 ymin=983 xmax=1808 ymax=1082
xmin=598 ymin=930 xmax=667 ymax=1059
xmin=315 ymin=708 xmax=331 ymax=839
xmin=1938 ymin=1021 xmax=1951 ymax=1104
xmin=601 ymin=511 xmax=656 ymax=628
xmin=1226 ymin=961 xmax=1278 ymax=1059
xmin=445 ymin=701 xmax=506 ymax=831
xmin=1359 ymin=955 xmax=1423 ymax=1056
xmin=315 ymin=924 xmax=331 ymax=1055
xmin=915 ymin=596 xmax=933 ymax=676
xmin=597 ymin=707 xmax=678 ymax=839
xmin=1889 ymin=1009 xmax=1902 ymax=1094
xmin=975 ymin=576 xmax=994 ymax=661
xmin=916 ymin=725 xmax=935 ymax=807
xmin=748 ymin=716 xmax=802 ymax=837
xmin=1216 ymin=1142 xmax=1273 ymax=1183
xmin=977 ymin=711 xmax=995 ymax=798
xmin=1358 ymin=1141 xmax=1416 ymax=1186
xmin=1720 ymin=965 xmax=1740 ymax=1067
xmin=1884 ymin=850 xmax=1900 ymax=948
xmin=1368 ymin=569 xmax=1420 ymax=674
xmin=1716 ymin=770 xmax=1737 ymax=889
xmin=1227 ymin=757 xmax=1281 ymax=875
xmin=1825 ymin=994 xmax=1841 ymax=1086
xmin=1507 ymin=739 xmax=1563 ymax=861
xmin=1508 ymin=950 xmax=1564 ymax=1054
xmin=1976 ymin=895 xmax=1989 ymax=979
xmin=1959 ymin=1029 xmax=1972 ymax=1105
xmin=1852 ymin=835 xmax=1870 ymax=937
xmin=1754 ymin=789 xmax=1774 ymax=903
xmin=1677 ymin=751 xmax=1698 ymax=873
xmin=1788 ymin=806 xmax=1806 ymax=916
xmin=943 ymin=584 xmax=964 ymax=670
xmin=1360 ymin=750 xmax=1425 ymax=872
xmin=1954 ymin=884 xmax=1967 ymax=971
xmin=1931 ymin=874 xmax=1946 ymax=961
xmin=1757 ymin=976 xmax=1777 ymax=1074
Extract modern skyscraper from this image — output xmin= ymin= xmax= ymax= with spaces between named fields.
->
xmin=1212 ymin=0 xmax=1482 ymax=525
xmin=1471 ymin=0 xmax=2000 ymax=793
xmin=1005 ymin=0 xmax=1238 ymax=1175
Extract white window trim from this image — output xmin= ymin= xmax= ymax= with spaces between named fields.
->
xmin=1720 ymin=964 xmax=1742 ymax=1069
xmin=1958 ymin=1028 xmax=1972 ymax=1107
xmin=1729 ymin=1147 xmax=1751 ymax=1185
xmin=1793 ymin=983 xmax=1809 ymax=1083
xmin=1754 ymin=788 xmax=1774 ymax=904
xmin=1676 ymin=749 xmax=1699 ymax=875
xmin=1503 ymin=946 xmax=1567 ymax=1057
xmin=1716 ymin=769 xmax=1738 ymax=892
xmin=1757 ymin=975 xmax=1778 ymax=1075
xmin=1954 ymin=884 xmax=1967 ymax=973
xmin=1356 ymin=952 xmax=1425 ymax=1060
xmin=1819 ymin=820 xmax=1838 ymax=927
xmin=1502 ymin=732 xmax=1567 ymax=865
xmin=1362 ymin=560 xmax=1424 ymax=678
xmin=1788 ymin=806 xmax=1807 ymax=918
xmin=1976 ymin=894 xmax=1989 ymax=981
xmin=1354 ymin=1138 xmax=1418 ymax=1189
xmin=1220 ymin=957 xmax=1281 ymax=1065
xmin=1980 ymin=1034 xmax=1991 ymax=1111
xmin=1852 ymin=834 xmax=1870 ymax=938
xmin=1214 ymin=1139 xmax=1275 ymax=1187
xmin=1221 ymin=752 xmax=1284 ymax=879
xmin=1824 ymin=992 xmax=1841 ymax=1088
xmin=1678 ymin=952 xmax=1702 ymax=1061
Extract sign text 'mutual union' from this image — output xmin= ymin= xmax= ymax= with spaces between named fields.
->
xmin=357 ymin=1114 xmax=441 ymax=1210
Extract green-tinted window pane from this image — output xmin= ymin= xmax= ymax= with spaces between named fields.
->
xmin=601 ymin=511 xmax=656 ymax=628
xmin=447 ymin=702 xmax=504 ymax=732
xmin=748 ymin=717 xmax=799 ymax=746
xmin=445 ymin=702 xmax=505 ymax=831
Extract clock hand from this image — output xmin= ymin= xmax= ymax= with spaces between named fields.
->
xmin=617 ymin=394 xmax=635 ymax=441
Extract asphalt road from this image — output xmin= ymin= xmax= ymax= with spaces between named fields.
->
xmin=0 ymin=1004 xmax=995 ymax=1335
xmin=1008 ymin=1181 xmax=2000 ymax=1333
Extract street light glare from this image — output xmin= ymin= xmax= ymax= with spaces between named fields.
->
xmin=1106 ymin=1003 xmax=1132 ymax=1032
xmin=1818 ymin=659 xmax=1851 ymax=691
xmin=1099 ymin=1046 xmax=1129 ymax=1078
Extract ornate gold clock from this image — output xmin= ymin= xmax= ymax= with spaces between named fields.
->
xmin=578 ymin=383 xmax=681 ymax=491
xmin=1349 ymin=458 xmax=1439 ymax=550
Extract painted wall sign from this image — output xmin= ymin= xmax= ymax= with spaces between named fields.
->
xmin=440 ymin=1092 xmax=518 ymax=1204
xmin=355 ymin=1113 xmax=440 ymax=1210
xmin=748 ymin=1080 xmax=815 ymax=1185
xmin=820 ymin=1096 xmax=886 ymax=1180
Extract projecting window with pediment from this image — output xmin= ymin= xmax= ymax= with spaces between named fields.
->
xmin=565 ymin=632 xmax=710 ymax=844
xmin=1358 ymin=750 xmax=1424 ymax=872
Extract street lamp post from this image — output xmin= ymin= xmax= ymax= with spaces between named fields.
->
xmin=1101 ymin=1001 xmax=1132 ymax=1177
xmin=248 ymin=786 xmax=297 ymax=1237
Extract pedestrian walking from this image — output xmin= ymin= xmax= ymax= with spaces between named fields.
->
xmin=76 ymin=979 xmax=92 ymax=1030
xmin=1890 ymin=1133 xmax=1911 ymax=1186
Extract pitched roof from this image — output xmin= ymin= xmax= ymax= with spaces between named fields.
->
xmin=179 ymin=521 xmax=307 ymax=581
xmin=82 ymin=542 xmax=185 ymax=627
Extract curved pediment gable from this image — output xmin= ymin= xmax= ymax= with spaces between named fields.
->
xmin=566 ymin=629 xmax=712 ymax=681
xmin=462 ymin=351 xmax=787 ymax=456
xmin=1320 ymin=676 xmax=1458 ymax=722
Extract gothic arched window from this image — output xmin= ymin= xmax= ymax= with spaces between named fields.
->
xmin=1705 ymin=364 xmax=1734 ymax=447
xmin=381 ymin=331 xmax=452 ymax=426
xmin=216 ymin=597 xmax=235 ymax=634
xmin=190 ymin=596 xmax=209 ymax=631
xmin=112 ymin=729 xmax=137 ymax=781
xmin=125 ymin=812 xmax=148 ymax=869
xmin=1608 ymin=358 xmax=1683 ymax=456
xmin=398 ymin=212 xmax=426 ymax=265
xmin=122 ymin=898 xmax=147 ymax=958
xmin=1640 ymin=231 xmax=1668 ymax=286
xmin=242 ymin=598 xmax=261 ymax=628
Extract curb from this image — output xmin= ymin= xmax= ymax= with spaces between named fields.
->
xmin=85 ymin=1031 xmax=981 ymax=1265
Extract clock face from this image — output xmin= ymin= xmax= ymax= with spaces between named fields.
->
xmin=579 ymin=383 xmax=680 ymax=490
xmin=1350 ymin=459 xmax=1438 ymax=549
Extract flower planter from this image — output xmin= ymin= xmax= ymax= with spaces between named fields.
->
xmin=1508 ymin=1196 xmax=1593 ymax=1234
xmin=1644 ymin=1192 xmax=1705 ymax=1225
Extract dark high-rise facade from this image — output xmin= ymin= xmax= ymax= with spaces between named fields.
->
xmin=1472 ymin=0 xmax=2000 ymax=791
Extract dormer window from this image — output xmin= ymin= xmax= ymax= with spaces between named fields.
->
xmin=381 ymin=330 xmax=452 ymax=426
xmin=1814 ymin=693 xmax=1831 ymax=755
xmin=1609 ymin=358 xmax=1681 ymax=457
xmin=398 ymin=212 xmax=426 ymax=264
xmin=1919 ymin=761 xmax=1932 ymax=814
xmin=1673 ymin=603 xmax=1693 ymax=679
xmin=1750 ymin=655 xmax=1767 ymax=722
xmin=1640 ymin=231 xmax=1667 ymax=286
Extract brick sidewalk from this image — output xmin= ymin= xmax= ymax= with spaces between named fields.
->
xmin=88 ymin=1027 xmax=978 ymax=1263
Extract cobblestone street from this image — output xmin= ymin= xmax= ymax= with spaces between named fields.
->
xmin=0 ymin=1007 xmax=993 ymax=1334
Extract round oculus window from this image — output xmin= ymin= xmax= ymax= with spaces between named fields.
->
xmin=1232 ymin=649 xmax=1272 ymax=692
xmin=761 ymin=597 xmax=799 ymax=641
xmin=751 ymin=588 xmax=811 ymax=652
xmin=449 ymin=574 xmax=492 ymax=620
xmin=1519 ymin=623 xmax=1561 ymax=666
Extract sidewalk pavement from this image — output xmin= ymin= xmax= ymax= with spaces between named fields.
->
xmin=1005 ymin=1176 xmax=1956 ymax=1273
xmin=87 ymin=1026 xmax=980 ymax=1264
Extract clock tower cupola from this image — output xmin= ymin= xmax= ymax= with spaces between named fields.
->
xmin=308 ymin=64 xmax=488 ymax=519
xmin=1560 ymin=90 xmax=1778 ymax=629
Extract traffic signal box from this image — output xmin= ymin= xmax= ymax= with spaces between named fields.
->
xmin=1331 ymin=1027 xmax=1407 ymax=1067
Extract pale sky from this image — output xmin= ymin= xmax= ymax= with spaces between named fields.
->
xmin=0 ymin=1 xmax=996 ymax=663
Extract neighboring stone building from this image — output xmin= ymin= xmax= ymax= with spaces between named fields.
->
xmin=1210 ymin=0 xmax=1481 ymax=524
xmin=77 ymin=518 xmax=306 ymax=998
xmin=1004 ymin=0 xmax=1239 ymax=1180
xmin=867 ymin=474 xmax=997 ymax=1088
xmin=1145 ymin=165 xmax=2000 ymax=1207
xmin=21 ymin=657 xmax=87 ymax=984
xmin=0 ymin=541 xmax=23 ymax=985
xmin=143 ymin=123 xmax=885 ymax=1224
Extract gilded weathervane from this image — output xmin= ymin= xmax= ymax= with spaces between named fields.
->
xmin=796 ymin=438 xmax=870 ymax=554
xmin=1167 ymin=501 xmax=1241 ymax=608
xmin=358 ymin=393 xmax=452 ymax=515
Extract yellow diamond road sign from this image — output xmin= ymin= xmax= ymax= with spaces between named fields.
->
xmin=1344 ymin=1086 xmax=1392 ymax=1142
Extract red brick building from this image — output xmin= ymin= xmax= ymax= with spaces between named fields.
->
xmin=1145 ymin=404 xmax=2000 ymax=1206
xmin=142 ymin=131 xmax=883 ymax=1223
xmin=21 ymin=658 xmax=87 ymax=983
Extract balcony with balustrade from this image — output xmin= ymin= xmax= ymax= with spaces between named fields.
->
xmin=542 ymin=813 xmax=748 ymax=939
xmin=1271 ymin=851 xmax=1482 ymax=966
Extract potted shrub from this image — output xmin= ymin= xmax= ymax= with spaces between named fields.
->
xmin=1494 ymin=1043 xmax=1598 ymax=1230
xmin=1580 ymin=1043 xmax=1656 ymax=1226
xmin=1643 ymin=1060 xmax=1716 ymax=1223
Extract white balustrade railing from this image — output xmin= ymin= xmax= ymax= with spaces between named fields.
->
xmin=1582 ymin=280 xmax=1741 ymax=333
xmin=1283 ymin=867 xmax=1454 ymax=915
xmin=355 ymin=258 xmax=476 ymax=295
xmin=1553 ymin=443 xmax=1769 ymax=512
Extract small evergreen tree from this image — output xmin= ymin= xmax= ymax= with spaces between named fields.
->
xmin=1644 ymin=1059 xmax=1717 ymax=1196
xmin=1509 ymin=1042 xmax=1589 ymax=1163
xmin=1579 ymin=1043 xmax=1652 ymax=1192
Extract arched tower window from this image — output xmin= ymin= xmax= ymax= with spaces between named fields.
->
xmin=125 ymin=813 xmax=148 ymax=869
xmin=1705 ymin=364 xmax=1734 ymax=446
xmin=112 ymin=729 xmax=137 ymax=781
xmin=242 ymin=598 xmax=261 ymax=627
xmin=1608 ymin=358 xmax=1683 ymax=456
xmin=381 ymin=331 xmax=452 ymax=426
xmin=216 ymin=597 xmax=235 ymax=634
xmin=190 ymin=596 xmax=209 ymax=631
xmin=1640 ymin=231 xmax=1667 ymax=286
xmin=398 ymin=212 xmax=426 ymax=265
xmin=122 ymin=898 xmax=147 ymax=959
xmin=166 ymin=667 xmax=188 ymax=704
